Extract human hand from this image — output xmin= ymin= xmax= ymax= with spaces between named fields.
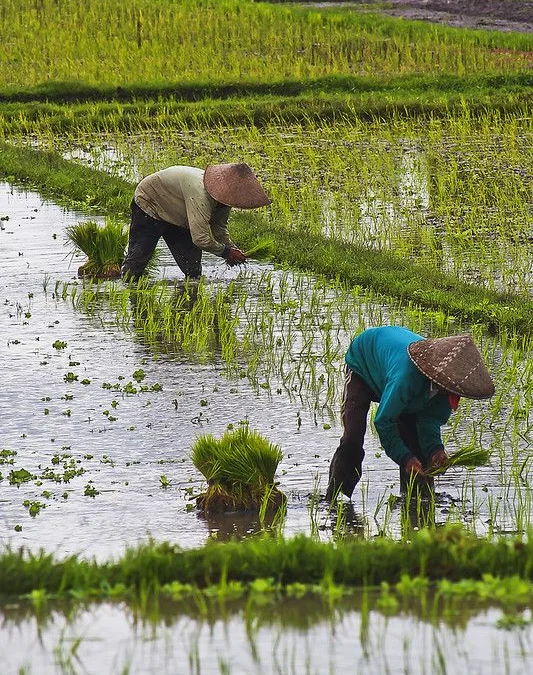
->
xmin=403 ymin=457 xmax=425 ymax=476
xmin=429 ymin=448 xmax=448 ymax=472
xmin=225 ymin=247 xmax=247 ymax=266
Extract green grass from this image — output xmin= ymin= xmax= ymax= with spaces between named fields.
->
xmin=0 ymin=142 xmax=131 ymax=216
xmin=1 ymin=526 xmax=533 ymax=601
xmin=3 ymin=0 xmax=532 ymax=90
xmin=1 ymin=86 xmax=532 ymax=138
xmin=0 ymin=72 xmax=531 ymax=105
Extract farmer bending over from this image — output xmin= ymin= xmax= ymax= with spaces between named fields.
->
xmin=326 ymin=326 xmax=495 ymax=501
xmin=121 ymin=163 xmax=270 ymax=280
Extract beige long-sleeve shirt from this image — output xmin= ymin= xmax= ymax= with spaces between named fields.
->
xmin=134 ymin=166 xmax=232 ymax=256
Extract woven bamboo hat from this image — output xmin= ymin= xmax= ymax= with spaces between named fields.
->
xmin=408 ymin=334 xmax=495 ymax=399
xmin=203 ymin=163 xmax=270 ymax=209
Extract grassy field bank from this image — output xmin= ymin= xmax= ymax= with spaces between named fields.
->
xmin=2 ymin=526 xmax=533 ymax=600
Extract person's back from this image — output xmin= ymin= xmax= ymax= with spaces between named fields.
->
xmin=346 ymin=326 xmax=424 ymax=400
xmin=134 ymin=166 xmax=211 ymax=228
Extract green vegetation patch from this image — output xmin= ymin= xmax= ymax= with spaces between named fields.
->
xmin=0 ymin=142 xmax=531 ymax=334
xmin=3 ymin=0 xmax=532 ymax=91
xmin=1 ymin=526 xmax=533 ymax=601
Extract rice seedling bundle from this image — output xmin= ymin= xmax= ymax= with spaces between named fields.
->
xmin=66 ymin=218 xmax=127 ymax=279
xmin=192 ymin=426 xmax=285 ymax=514
xmin=430 ymin=446 xmax=491 ymax=475
xmin=243 ymin=237 xmax=275 ymax=261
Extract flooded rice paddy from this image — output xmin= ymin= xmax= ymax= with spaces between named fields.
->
xmin=1 ymin=180 xmax=532 ymax=674
xmin=54 ymin=120 xmax=533 ymax=299
xmin=1 ymin=180 xmax=531 ymax=555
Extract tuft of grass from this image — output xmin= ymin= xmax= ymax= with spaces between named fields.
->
xmin=192 ymin=426 xmax=285 ymax=514
xmin=244 ymin=237 xmax=275 ymax=262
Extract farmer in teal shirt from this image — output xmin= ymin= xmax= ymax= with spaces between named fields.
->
xmin=326 ymin=326 xmax=495 ymax=500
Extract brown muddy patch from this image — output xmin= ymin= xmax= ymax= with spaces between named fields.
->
xmin=301 ymin=1 xmax=533 ymax=33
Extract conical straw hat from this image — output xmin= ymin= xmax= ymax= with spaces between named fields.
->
xmin=408 ymin=334 xmax=495 ymax=399
xmin=204 ymin=163 xmax=270 ymax=209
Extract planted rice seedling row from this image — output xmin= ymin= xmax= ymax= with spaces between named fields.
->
xmin=3 ymin=0 xmax=532 ymax=89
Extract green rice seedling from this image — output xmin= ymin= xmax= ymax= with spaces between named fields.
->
xmin=429 ymin=446 xmax=491 ymax=476
xmin=243 ymin=238 xmax=275 ymax=262
xmin=66 ymin=218 xmax=127 ymax=279
xmin=192 ymin=426 xmax=285 ymax=515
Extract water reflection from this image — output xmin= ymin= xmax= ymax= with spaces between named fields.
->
xmin=199 ymin=508 xmax=284 ymax=541
xmin=325 ymin=500 xmax=367 ymax=539
xmin=1 ymin=593 xmax=531 ymax=675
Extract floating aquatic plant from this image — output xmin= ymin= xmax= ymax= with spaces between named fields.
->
xmin=192 ymin=426 xmax=285 ymax=514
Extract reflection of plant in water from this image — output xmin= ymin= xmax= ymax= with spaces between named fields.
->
xmin=66 ymin=268 xmax=466 ymax=417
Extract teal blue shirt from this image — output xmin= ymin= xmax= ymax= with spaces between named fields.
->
xmin=345 ymin=326 xmax=452 ymax=466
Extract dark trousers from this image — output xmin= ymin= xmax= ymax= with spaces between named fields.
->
xmin=121 ymin=200 xmax=202 ymax=279
xmin=326 ymin=368 xmax=433 ymax=499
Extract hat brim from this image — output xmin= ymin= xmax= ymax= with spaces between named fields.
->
xmin=204 ymin=163 xmax=270 ymax=209
xmin=408 ymin=335 xmax=495 ymax=400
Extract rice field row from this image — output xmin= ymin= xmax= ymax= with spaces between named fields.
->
xmin=2 ymin=0 xmax=533 ymax=90
xmin=8 ymin=107 xmax=530 ymax=300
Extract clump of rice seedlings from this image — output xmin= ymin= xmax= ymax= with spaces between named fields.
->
xmin=192 ymin=426 xmax=285 ymax=514
xmin=244 ymin=238 xmax=275 ymax=262
xmin=429 ymin=446 xmax=491 ymax=475
xmin=66 ymin=218 xmax=127 ymax=279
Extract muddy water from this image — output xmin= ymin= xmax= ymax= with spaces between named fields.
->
xmin=0 ymin=181 xmax=529 ymax=562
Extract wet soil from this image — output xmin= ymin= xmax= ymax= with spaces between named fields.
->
xmin=304 ymin=1 xmax=533 ymax=33
xmin=383 ymin=0 xmax=533 ymax=33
